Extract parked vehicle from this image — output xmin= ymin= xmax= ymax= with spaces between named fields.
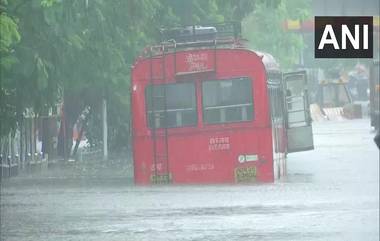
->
xmin=131 ymin=22 xmax=314 ymax=184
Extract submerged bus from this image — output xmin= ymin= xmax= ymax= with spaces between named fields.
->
xmin=131 ymin=23 xmax=314 ymax=184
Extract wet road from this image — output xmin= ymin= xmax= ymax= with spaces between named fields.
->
xmin=1 ymin=119 xmax=379 ymax=241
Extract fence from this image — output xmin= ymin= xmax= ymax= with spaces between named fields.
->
xmin=0 ymin=113 xmax=59 ymax=180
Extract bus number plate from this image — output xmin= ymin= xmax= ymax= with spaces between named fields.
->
xmin=235 ymin=166 xmax=257 ymax=183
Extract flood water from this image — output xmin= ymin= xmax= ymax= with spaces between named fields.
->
xmin=1 ymin=119 xmax=379 ymax=241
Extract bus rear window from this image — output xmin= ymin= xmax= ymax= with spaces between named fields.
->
xmin=202 ymin=77 xmax=253 ymax=124
xmin=146 ymin=82 xmax=197 ymax=128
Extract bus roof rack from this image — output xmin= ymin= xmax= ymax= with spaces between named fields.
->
xmin=160 ymin=22 xmax=241 ymax=44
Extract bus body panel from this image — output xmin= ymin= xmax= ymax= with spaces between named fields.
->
xmin=133 ymin=127 xmax=274 ymax=184
xmin=132 ymin=48 xmax=283 ymax=184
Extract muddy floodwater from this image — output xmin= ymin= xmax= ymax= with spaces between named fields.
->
xmin=1 ymin=119 xmax=379 ymax=241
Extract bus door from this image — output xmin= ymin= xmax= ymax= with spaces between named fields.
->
xmin=283 ymin=71 xmax=314 ymax=153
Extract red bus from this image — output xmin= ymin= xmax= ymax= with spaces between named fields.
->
xmin=131 ymin=23 xmax=314 ymax=184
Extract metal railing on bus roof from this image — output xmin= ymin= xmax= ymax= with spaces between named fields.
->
xmin=160 ymin=22 xmax=242 ymax=44
xmin=141 ymin=22 xmax=244 ymax=55
xmin=140 ymin=22 xmax=246 ymax=79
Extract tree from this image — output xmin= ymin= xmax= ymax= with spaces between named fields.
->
xmin=0 ymin=0 xmax=21 ymax=138
xmin=243 ymin=0 xmax=311 ymax=69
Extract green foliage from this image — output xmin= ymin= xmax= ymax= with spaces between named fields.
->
xmin=0 ymin=14 xmax=20 ymax=52
xmin=0 ymin=12 xmax=20 ymax=74
xmin=40 ymin=0 xmax=58 ymax=8
xmin=243 ymin=0 xmax=311 ymax=69
xmin=0 ymin=1 xmax=21 ymax=136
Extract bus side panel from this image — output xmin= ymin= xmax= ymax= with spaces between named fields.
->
xmin=133 ymin=137 xmax=153 ymax=184
xmin=272 ymin=125 xmax=287 ymax=180
xmin=257 ymin=127 xmax=275 ymax=182
xmin=131 ymin=64 xmax=153 ymax=184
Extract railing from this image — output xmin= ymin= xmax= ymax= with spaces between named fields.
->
xmin=144 ymin=22 xmax=244 ymax=58
xmin=160 ymin=22 xmax=241 ymax=44
xmin=0 ymin=152 xmax=48 ymax=179
xmin=204 ymin=103 xmax=253 ymax=123
xmin=148 ymin=108 xmax=196 ymax=128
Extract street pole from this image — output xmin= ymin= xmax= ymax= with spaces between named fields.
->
xmin=102 ymin=98 xmax=108 ymax=161
xmin=300 ymin=33 xmax=305 ymax=67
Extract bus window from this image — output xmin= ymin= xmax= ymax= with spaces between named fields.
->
xmin=202 ymin=77 xmax=253 ymax=124
xmin=145 ymin=82 xmax=197 ymax=128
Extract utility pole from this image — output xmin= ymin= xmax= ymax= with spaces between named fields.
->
xmin=299 ymin=33 xmax=305 ymax=67
xmin=102 ymin=98 xmax=108 ymax=161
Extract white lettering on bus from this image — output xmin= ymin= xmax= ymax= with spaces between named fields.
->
xmin=208 ymin=137 xmax=230 ymax=151
xmin=185 ymin=53 xmax=208 ymax=71
xmin=186 ymin=163 xmax=215 ymax=172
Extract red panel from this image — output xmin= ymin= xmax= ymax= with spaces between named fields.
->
xmin=131 ymin=49 xmax=277 ymax=184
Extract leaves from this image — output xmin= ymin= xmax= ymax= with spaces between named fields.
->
xmin=0 ymin=13 xmax=20 ymax=53
xmin=40 ymin=0 xmax=58 ymax=8
xmin=243 ymin=0 xmax=311 ymax=69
